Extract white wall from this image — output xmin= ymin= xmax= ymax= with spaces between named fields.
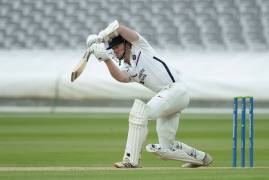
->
xmin=0 ymin=50 xmax=268 ymax=101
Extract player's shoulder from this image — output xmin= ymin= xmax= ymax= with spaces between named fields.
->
xmin=132 ymin=33 xmax=156 ymax=54
xmin=132 ymin=33 xmax=149 ymax=46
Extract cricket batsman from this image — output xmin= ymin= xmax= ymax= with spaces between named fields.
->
xmin=86 ymin=20 xmax=213 ymax=168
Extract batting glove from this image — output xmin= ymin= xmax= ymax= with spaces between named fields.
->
xmin=86 ymin=34 xmax=103 ymax=47
xmin=89 ymin=43 xmax=114 ymax=62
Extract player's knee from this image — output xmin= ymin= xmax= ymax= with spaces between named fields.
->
xmin=146 ymin=100 xmax=165 ymax=120
xmin=129 ymin=99 xmax=149 ymax=126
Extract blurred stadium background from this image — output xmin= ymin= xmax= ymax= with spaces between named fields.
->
xmin=0 ymin=0 xmax=269 ymax=113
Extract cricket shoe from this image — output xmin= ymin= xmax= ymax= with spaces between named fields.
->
xmin=113 ymin=158 xmax=140 ymax=168
xmin=146 ymin=144 xmax=203 ymax=165
xmin=181 ymin=153 xmax=213 ymax=168
xmin=145 ymin=144 xmax=162 ymax=155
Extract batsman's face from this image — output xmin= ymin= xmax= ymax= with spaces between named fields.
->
xmin=112 ymin=43 xmax=125 ymax=59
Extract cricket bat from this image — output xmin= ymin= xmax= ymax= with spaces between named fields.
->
xmin=71 ymin=48 xmax=92 ymax=82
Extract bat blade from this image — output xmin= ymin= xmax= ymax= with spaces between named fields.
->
xmin=71 ymin=48 xmax=92 ymax=82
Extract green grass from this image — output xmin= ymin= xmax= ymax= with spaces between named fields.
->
xmin=0 ymin=169 xmax=268 ymax=180
xmin=0 ymin=113 xmax=268 ymax=179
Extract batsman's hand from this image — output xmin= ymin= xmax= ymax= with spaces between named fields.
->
xmin=86 ymin=34 xmax=103 ymax=47
xmin=89 ymin=43 xmax=114 ymax=62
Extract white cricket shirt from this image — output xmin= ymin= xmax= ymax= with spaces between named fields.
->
xmin=120 ymin=34 xmax=181 ymax=92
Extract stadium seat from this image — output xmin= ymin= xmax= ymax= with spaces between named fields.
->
xmin=0 ymin=0 xmax=268 ymax=50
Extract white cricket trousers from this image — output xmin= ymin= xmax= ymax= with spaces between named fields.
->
xmin=147 ymin=82 xmax=190 ymax=149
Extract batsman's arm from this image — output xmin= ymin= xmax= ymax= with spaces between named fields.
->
xmin=104 ymin=60 xmax=130 ymax=83
xmin=117 ymin=25 xmax=139 ymax=43
xmin=98 ymin=20 xmax=139 ymax=43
